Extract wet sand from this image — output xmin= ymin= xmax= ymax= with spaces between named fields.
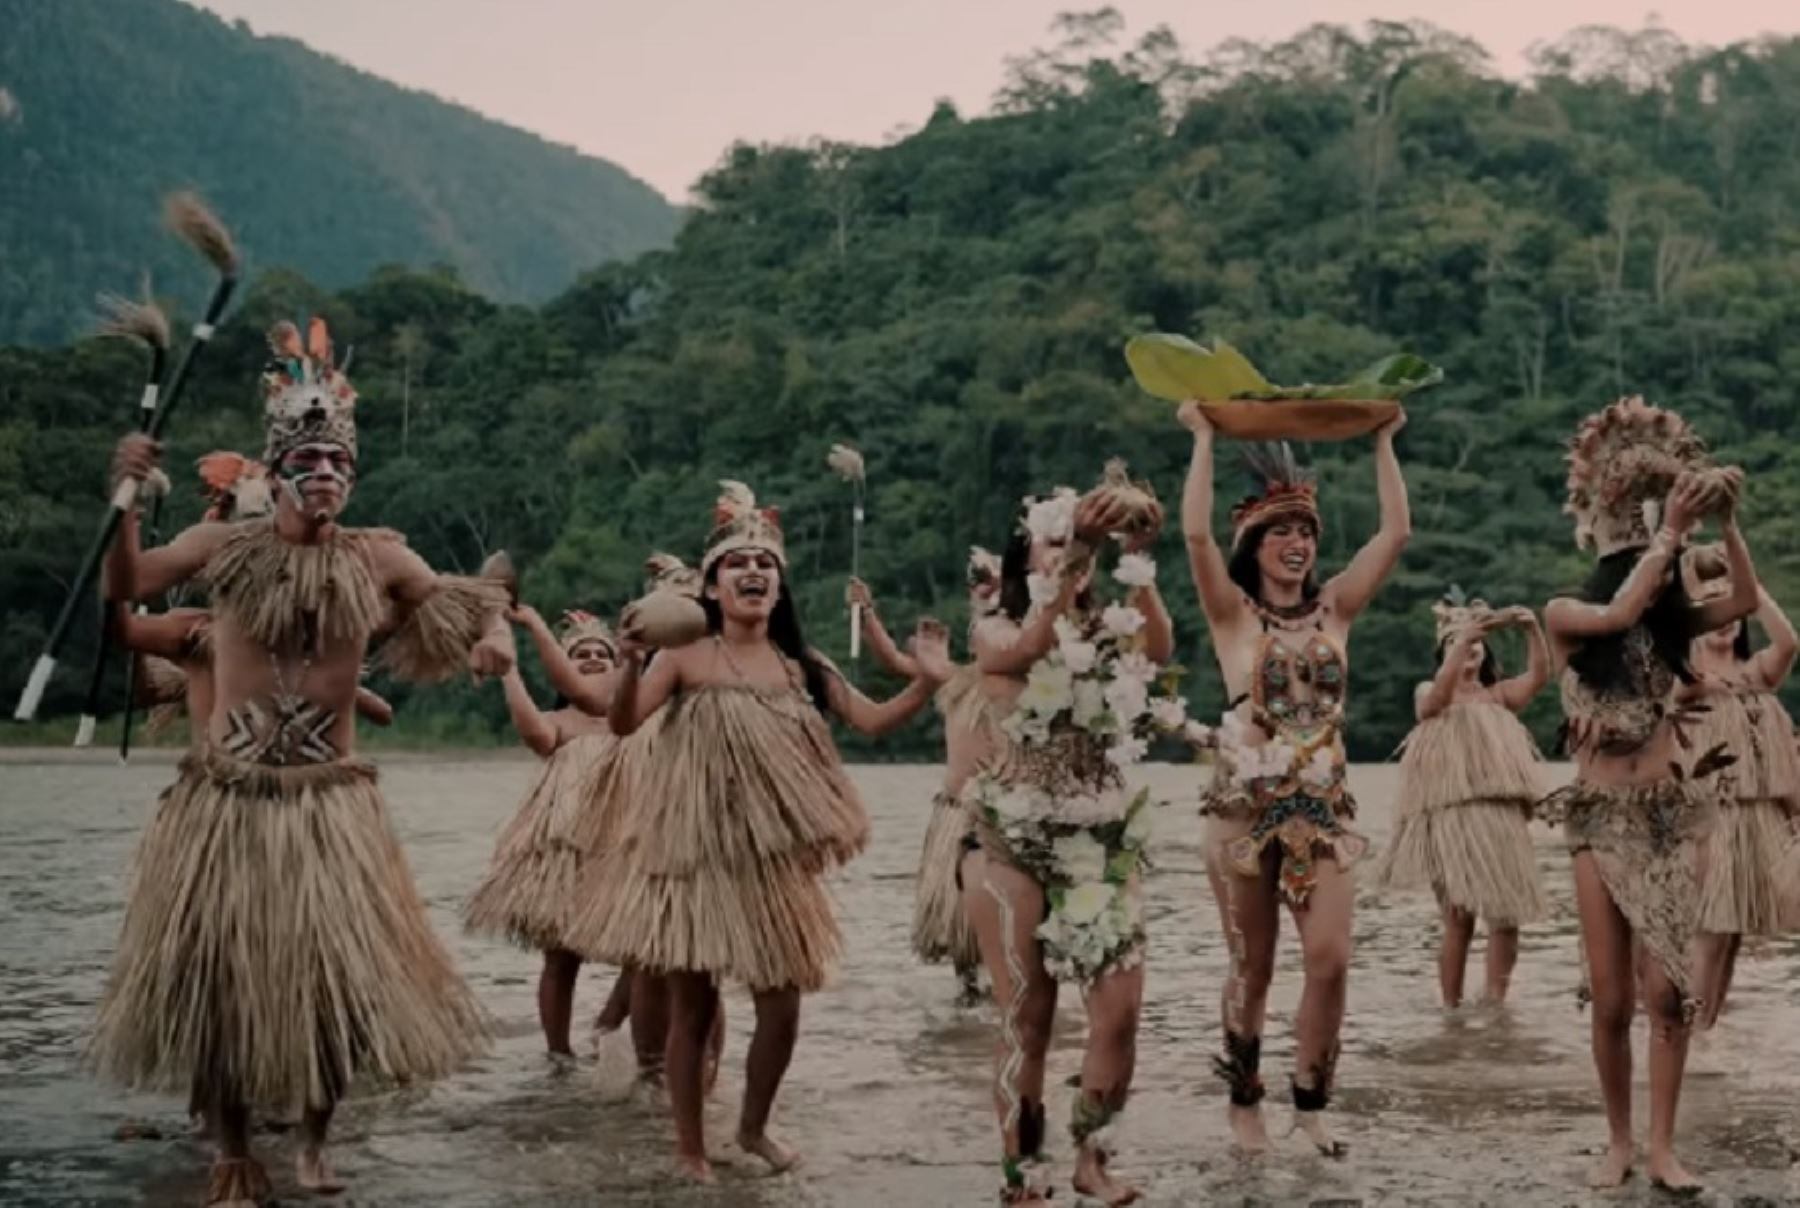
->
xmin=2 ymin=756 xmax=1796 ymax=1206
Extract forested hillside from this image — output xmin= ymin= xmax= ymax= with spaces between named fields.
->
xmin=7 ymin=14 xmax=1800 ymax=759
xmin=0 ymin=0 xmax=678 ymax=344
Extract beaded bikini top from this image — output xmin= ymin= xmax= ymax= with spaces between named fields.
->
xmin=1251 ymin=627 xmax=1347 ymax=737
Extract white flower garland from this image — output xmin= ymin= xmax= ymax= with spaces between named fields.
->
xmin=978 ymin=553 xmax=1190 ymax=983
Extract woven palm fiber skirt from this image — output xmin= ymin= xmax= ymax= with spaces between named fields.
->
xmin=90 ymin=751 xmax=486 ymax=1113
xmin=571 ymin=684 xmax=867 ymax=993
xmin=912 ymin=790 xmax=980 ymax=966
xmin=464 ymin=730 xmax=617 ymax=952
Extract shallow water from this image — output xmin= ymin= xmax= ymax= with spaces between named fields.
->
xmin=1 ymin=753 xmax=1796 ymax=1207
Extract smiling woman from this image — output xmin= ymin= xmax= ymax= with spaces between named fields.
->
xmin=1176 ymin=400 xmax=1410 ymax=1160
xmin=566 ymin=479 xmax=952 ymax=1184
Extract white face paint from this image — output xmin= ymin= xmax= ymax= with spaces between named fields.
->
xmin=276 ymin=443 xmax=355 ymax=522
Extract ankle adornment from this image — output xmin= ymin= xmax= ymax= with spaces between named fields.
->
xmin=1000 ymin=1155 xmax=1054 ymax=1203
xmin=1290 ymin=1076 xmax=1329 ymax=1112
xmin=1291 ymin=1042 xmax=1340 ymax=1113
xmin=1070 ymin=1088 xmax=1127 ymax=1151
xmin=1214 ymin=1029 xmax=1266 ymax=1107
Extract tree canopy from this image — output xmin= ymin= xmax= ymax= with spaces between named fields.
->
xmin=7 ymin=13 xmax=1800 ymax=759
xmin=0 ymin=0 xmax=678 ymax=345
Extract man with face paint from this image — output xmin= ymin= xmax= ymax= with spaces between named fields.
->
xmin=93 ymin=318 xmax=511 ymax=1205
xmin=112 ymin=451 xmax=394 ymax=754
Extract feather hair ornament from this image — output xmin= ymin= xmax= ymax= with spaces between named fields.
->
xmin=1229 ymin=441 xmax=1321 ymax=548
xmin=703 ymin=480 xmax=786 ymax=573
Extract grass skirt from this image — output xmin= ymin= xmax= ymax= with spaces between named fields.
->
xmin=569 ymin=685 xmax=867 ymax=992
xmin=1684 ymin=689 xmax=1800 ymax=934
xmin=90 ymin=752 xmax=486 ymax=1113
xmin=1378 ymin=703 xmax=1546 ymax=925
xmin=1380 ymin=800 xmax=1546 ymax=925
xmin=1699 ymin=799 xmax=1800 ymax=934
xmin=911 ymin=791 xmax=979 ymax=965
xmin=464 ymin=731 xmax=617 ymax=952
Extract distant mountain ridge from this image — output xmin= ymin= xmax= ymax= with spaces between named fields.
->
xmin=0 ymin=0 xmax=679 ymax=343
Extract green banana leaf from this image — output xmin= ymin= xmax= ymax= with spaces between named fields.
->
xmin=1123 ymin=334 xmax=1270 ymax=401
xmin=1124 ymin=336 xmax=1441 ymax=403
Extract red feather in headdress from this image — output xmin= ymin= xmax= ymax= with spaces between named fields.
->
xmin=306 ymin=316 xmax=333 ymax=367
xmin=197 ymin=450 xmax=250 ymax=493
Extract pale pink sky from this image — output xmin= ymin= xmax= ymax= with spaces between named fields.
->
xmin=190 ymin=0 xmax=1790 ymax=202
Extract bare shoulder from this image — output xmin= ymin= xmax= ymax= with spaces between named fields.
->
xmin=359 ymin=528 xmax=432 ymax=593
xmin=973 ymin=614 xmax=1019 ymax=647
xmin=657 ymin=639 xmax=708 ymax=682
xmin=178 ymin=520 xmax=241 ymax=555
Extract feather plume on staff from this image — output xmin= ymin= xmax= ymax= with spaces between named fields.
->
xmin=74 ymin=289 xmax=173 ymax=747
xmin=827 ymin=443 xmax=867 ymax=660
xmin=163 ymin=191 xmax=240 ymax=278
xmin=14 ymin=192 xmax=239 ymax=723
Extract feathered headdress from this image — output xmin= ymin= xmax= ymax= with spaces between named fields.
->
xmin=1564 ymin=396 xmax=1714 ymax=556
xmin=196 ymin=450 xmax=274 ymax=522
xmin=1229 ymin=442 xmax=1321 ymax=549
xmin=261 ymin=317 xmax=358 ymax=464
xmin=557 ymin=610 xmax=616 ymax=657
xmin=702 ymin=481 xmax=785 ymax=574
xmin=1431 ymin=586 xmax=1495 ymax=642
xmin=644 ymin=551 xmax=703 ymax=597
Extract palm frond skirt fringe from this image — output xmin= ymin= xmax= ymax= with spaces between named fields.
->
xmin=912 ymin=791 xmax=979 ymax=965
xmin=568 ymin=685 xmax=867 ymax=992
xmin=464 ymin=731 xmax=619 ymax=952
xmin=1378 ymin=701 xmax=1547 ymax=925
xmin=90 ymin=752 xmax=487 ymax=1113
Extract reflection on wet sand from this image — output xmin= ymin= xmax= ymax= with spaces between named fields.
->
xmin=0 ymin=756 xmax=1794 ymax=1205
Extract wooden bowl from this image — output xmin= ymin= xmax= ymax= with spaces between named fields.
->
xmin=624 ymin=591 xmax=708 ymax=650
xmin=1201 ymin=398 xmax=1400 ymax=442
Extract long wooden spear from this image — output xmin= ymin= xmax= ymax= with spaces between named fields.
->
xmin=14 ymin=193 xmax=239 ymax=722
xmin=73 ymin=293 xmax=171 ymax=748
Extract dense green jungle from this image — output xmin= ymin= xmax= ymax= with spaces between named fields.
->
xmin=6 ymin=13 xmax=1799 ymax=760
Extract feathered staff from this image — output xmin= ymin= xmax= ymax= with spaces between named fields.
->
xmin=827 ymin=443 xmax=866 ymax=660
xmin=15 ymin=192 xmax=239 ymax=722
xmin=73 ymin=291 xmax=172 ymax=748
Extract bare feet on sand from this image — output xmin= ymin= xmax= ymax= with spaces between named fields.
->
xmin=674 ymin=1152 xmax=716 ymax=1183
xmin=736 ymin=1129 xmax=802 ymax=1174
xmin=1072 ymin=1145 xmax=1141 ymax=1206
xmin=1586 ymin=1140 xmax=1634 ymax=1189
xmin=1647 ymin=1152 xmax=1703 ymax=1196
xmin=1227 ymin=1103 xmax=1270 ymax=1155
xmin=296 ymin=1146 xmax=345 ymax=1195
xmin=1293 ymin=1110 xmax=1347 ymax=1158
